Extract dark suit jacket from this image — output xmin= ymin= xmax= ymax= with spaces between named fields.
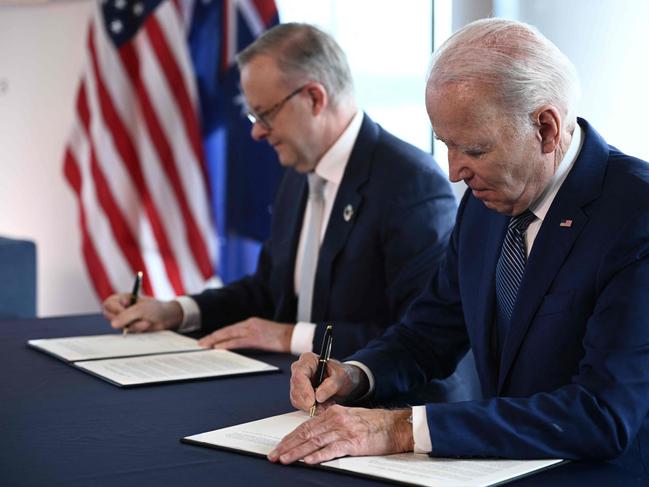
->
xmin=350 ymin=119 xmax=649 ymax=469
xmin=192 ymin=114 xmax=457 ymax=357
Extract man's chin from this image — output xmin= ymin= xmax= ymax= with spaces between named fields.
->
xmin=283 ymin=159 xmax=316 ymax=174
xmin=289 ymin=163 xmax=311 ymax=174
xmin=276 ymin=155 xmax=298 ymax=170
xmin=480 ymin=199 xmax=512 ymax=215
xmin=473 ymin=192 xmax=492 ymax=207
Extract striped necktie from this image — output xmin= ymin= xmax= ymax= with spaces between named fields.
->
xmin=297 ymin=173 xmax=326 ymax=322
xmin=495 ymin=209 xmax=536 ymax=350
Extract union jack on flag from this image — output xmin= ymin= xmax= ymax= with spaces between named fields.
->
xmin=64 ymin=0 xmax=279 ymax=301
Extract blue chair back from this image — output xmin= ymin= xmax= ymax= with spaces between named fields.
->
xmin=0 ymin=236 xmax=37 ymax=318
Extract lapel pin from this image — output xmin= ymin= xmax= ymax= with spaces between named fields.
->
xmin=343 ymin=204 xmax=354 ymax=222
xmin=559 ymin=219 xmax=573 ymax=228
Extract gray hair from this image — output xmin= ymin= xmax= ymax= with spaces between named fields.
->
xmin=427 ymin=18 xmax=581 ymax=131
xmin=237 ymin=23 xmax=354 ymax=107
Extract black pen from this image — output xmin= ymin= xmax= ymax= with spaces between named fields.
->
xmin=123 ymin=271 xmax=143 ymax=335
xmin=310 ymin=324 xmax=333 ymax=417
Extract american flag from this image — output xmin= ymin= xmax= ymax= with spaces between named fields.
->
xmin=64 ymin=0 xmax=278 ymax=301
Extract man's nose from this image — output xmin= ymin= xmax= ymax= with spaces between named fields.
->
xmin=250 ymin=120 xmax=270 ymax=141
xmin=447 ymin=150 xmax=471 ymax=183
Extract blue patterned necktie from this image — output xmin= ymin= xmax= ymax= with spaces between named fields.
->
xmin=495 ymin=209 xmax=536 ymax=350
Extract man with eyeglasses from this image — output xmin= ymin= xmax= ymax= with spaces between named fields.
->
xmin=103 ymin=24 xmax=460 ymax=372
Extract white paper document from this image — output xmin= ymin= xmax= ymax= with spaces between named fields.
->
xmin=75 ymin=349 xmax=278 ymax=386
xmin=28 ymin=331 xmax=279 ymax=387
xmin=28 ymin=331 xmax=201 ymax=361
xmin=183 ymin=411 xmax=564 ymax=487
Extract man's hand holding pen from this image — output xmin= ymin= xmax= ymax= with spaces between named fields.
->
xmin=103 ymin=293 xmax=183 ymax=333
xmin=288 ymin=353 xmax=365 ymax=412
xmin=270 ymin=351 xmax=414 ymax=465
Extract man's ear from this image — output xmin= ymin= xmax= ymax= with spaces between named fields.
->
xmin=534 ymin=106 xmax=562 ymax=154
xmin=306 ymin=82 xmax=327 ymax=116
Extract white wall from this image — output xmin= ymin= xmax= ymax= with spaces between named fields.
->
xmin=0 ymin=0 xmax=95 ymax=316
xmin=276 ymin=0 xmax=433 ymax=152
xmin=503 ymin=0 xmax=649 ymax=162
xmin=451 ymin=0 xmax=493 ymax=31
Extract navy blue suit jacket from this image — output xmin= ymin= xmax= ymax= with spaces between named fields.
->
xmin=350 ymin=119 xmax=649 ymax=468
xmin=192 ymin=114 xmax=457 ymax=357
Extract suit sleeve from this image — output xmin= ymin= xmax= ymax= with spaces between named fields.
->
xmin=190 ymin=239 xmax=275 ymax=333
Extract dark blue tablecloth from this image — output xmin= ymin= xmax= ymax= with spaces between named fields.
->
xmin=1 ymin=314 xmax=647 ymax=486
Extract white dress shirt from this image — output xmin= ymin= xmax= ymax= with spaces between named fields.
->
xmin=175 ymin=111 xmax=365 ymax=356
xmin=290 ymin=110 xmax=364 ymax=354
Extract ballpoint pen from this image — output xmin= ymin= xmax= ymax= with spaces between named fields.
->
xmin=310 ymin=324 xmax=333 ymax=417
xmin=123 ymin=271 xmax=143 ymax=335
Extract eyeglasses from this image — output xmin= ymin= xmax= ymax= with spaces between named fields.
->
xmin=246 ymin=85 xmax=307 ymax=130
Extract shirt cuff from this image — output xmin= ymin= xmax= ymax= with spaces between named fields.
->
xmin=290 ymin=321 xmax=316 ymax=355
xmin=344 ymin=360 xmax=375 ymax=402
xmin=412 ymin=405 xmax=433 ymax=453
xmin=175 ymin=296 xmax=201 ymax=333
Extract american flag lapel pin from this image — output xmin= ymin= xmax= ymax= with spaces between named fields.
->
xmin=559 ymin=219 xmax=573 ymax=228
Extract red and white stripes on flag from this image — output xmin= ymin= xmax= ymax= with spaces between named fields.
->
xmin=64 ymin=0 xmax=217 ymax=301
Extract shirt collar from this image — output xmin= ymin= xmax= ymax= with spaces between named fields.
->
xmin=314 ymin=110 xmax=363 ymax=185
xmin=529 ymin=122 xmax=583 ymax=221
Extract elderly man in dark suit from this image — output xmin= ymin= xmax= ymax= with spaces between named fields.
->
xmin=278 ymin=18 xmax=649 ymax=471
xmin=103 ymin=23 xmax=458 ymax=364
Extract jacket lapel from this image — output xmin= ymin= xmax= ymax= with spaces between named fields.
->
xmin=497 ymin=119 xmax=608 ymax=391
xmin=310 ymin=115 xmax=376 ymax=321
xmin=497 ymin=203 xmax=587 ymax=390
xmin=472 ymin=211 xmax=508 ymax=397
xmin=280 ymin=174 xmax=308 ymax=303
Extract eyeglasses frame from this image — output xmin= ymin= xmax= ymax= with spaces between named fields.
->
xmin=246 ymin=84 xmax=308 ymax=130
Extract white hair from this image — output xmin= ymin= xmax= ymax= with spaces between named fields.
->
xmin=427 ymin=18 xmax=581 ymax=131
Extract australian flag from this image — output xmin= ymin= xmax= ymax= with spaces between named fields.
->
xmin=187 ymin=0 xmax=282 ymax=283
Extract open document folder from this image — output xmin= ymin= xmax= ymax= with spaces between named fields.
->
xmin=28 ymin=331 xmax=278 ymax=387
xmin=183 ymin=411 xmax=564 ymax=487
